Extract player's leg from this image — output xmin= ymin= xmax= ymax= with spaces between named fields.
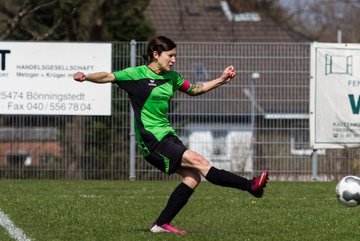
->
xmin=151 ymin=167 xmax=200 ymax=234
xmin=148 ymin=136 xmax=199 ymax=234
xmin=181 ymin=149 xmax=268 ymax=197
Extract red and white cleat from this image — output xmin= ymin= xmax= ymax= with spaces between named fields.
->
xmin=150 ymin=223 xmax=187 ymax=235
xmin=250 ymin=170 xmax=269 ymax=198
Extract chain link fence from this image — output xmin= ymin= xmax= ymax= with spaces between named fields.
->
xmin=1 ymin=41 xmax=359 ymax=181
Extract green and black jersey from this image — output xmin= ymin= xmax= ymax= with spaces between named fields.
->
xmin=113 ymin=65 xmax=192 ymax=157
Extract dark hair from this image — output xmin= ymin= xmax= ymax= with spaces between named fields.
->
xmin=143 ymin=36 xmax=176 ymax=63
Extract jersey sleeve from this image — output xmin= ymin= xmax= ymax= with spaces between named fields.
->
xmin=171 ymin=71 xmax=193 ymax=93
xmin=113 ymin=68 xmax=131 ymax=81
xmin=113 ymin=66 xmax=148 ymax=82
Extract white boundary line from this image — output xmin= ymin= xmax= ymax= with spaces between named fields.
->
xmin=0 ymin=209 xmax=31 ymax=241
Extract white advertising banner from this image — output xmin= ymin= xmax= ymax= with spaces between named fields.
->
xmin=310 ymin=42 xmax=360 ymax=148
xmin=0 ymin=42 xmax=111 ymax=115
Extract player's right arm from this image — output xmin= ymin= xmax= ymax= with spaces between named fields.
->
xmin=73 ymin=71 xmax=115 ymax=83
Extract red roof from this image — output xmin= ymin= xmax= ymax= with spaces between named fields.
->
xmin=144 ymin=0 xmax=310 ymax=42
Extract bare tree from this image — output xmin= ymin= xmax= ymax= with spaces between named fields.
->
xmin=281 ymin=0 xmax=360 ymax=42
xmin=0 ymin=0 xmax=81 ymax=40
xmin=0 ymin=0 xmax=153 ymax=179
xmin=0 ymin=0 xmax=153 ymax=41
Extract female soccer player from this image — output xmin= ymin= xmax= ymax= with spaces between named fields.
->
xmin=73 ymin=36 xmax=268 ymax=235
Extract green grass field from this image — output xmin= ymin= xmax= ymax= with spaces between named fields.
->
xmin=0 ymin=180 xmax=359 ymax=241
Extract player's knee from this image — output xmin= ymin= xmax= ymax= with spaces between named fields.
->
xmin=183 ymin=171 xmax=201 ymax=189
xmin=191 ymin=171 xmax=202 ymax=185
xmin=193 ymin=156 xmax=212 ymax=174
xmin=183 ymin=150 xmax=211 ymax=169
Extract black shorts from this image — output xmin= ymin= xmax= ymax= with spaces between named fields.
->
xmin=144 ymin=135 xmax=187 ymax=175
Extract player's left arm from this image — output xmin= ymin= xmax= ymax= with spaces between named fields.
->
xmin=185 ymin=66 xmax=236 ymax=96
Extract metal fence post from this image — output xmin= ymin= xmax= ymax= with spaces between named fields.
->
xmin=251 ymin=72 xmax=259 ymax=176
xmin=312 ymin=149 xmax=318 ymax=181
xmin=129 ymin=40 xmax=137 ymax=180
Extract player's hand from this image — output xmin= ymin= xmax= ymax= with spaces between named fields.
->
xmin=73 ymin=72 xmax=86 ymax=82
xmin=221 ymin=66 xmax=236 ymax=83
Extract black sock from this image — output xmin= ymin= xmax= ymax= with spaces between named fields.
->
xmin=155 ymin=182 xmax=194 ymax=226
xmin=205 ymin=166 xmax=251 ymax=191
